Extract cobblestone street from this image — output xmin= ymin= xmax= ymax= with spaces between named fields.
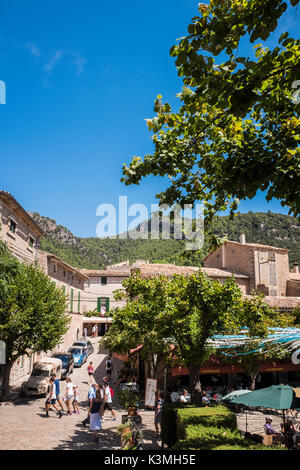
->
xmin=0 ymin=339 xmax=160 ymax=450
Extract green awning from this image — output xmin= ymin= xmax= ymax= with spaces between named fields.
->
xmin=230 ymin=385 xmax=294 ymax=410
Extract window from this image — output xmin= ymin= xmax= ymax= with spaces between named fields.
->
xmin=70 ymin=288 xmax=74 ymax=311
xmin=63 ymin=271 xmax=66 ymax=278
xmin=268 ymin=252 xmax=277 ymax=285
xmin=9 ymin=219 xmax=16 ymax=234
xmin=29 ymin=236 xmax=34 ymax=248
xmin=101 ymin=276 xmax=107 ymax=285
xmin=78 ymin=291 xmax=81 ymax=313
xmin=53 ymin=263 xmax=57 ymax=273
xmin=97 ymin=297 xmax=110 ymax=313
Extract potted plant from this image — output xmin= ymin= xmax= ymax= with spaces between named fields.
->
xmin=117 ymin=422 xmax=144 ymax=450
xmin=116 ymin=388 xmax=140 ymax=416
xmin=117 ymin=423 xmax=134 ymax=449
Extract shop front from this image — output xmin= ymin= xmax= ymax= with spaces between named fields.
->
xmin=82 ymin=316 xmax=112 ymax=337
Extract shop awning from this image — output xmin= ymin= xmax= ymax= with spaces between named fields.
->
xmin=82 ymin=316 xmax=113 ymax=323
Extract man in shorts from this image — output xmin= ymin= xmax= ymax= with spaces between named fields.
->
xmin=45 ymin=377 xmax=63 ymax=417
xmin=103 ymin=383 xmax=116 ymax=421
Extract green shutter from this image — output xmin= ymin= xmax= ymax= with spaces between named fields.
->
xmin=70 ymin=288 xmax=74 ymax=312
xmin=78 ymin=291 xmax=81 ymax=313
xmin=62 ymin=285 xmax=66 ymax=294
xmin=106 ymin=297 xmax=110 ymax=313
xmin=97 ymin=297 xmax=101 ymax=313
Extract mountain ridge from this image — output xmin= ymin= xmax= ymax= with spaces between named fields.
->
xmin=30 ymin=211 xmax=300 ymax=270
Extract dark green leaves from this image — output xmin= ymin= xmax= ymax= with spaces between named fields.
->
xmin=123 ymin=0 xmax=300 ymax=221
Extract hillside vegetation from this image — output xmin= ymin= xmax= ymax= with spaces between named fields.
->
xmin=31 ymin=211 xmax=300 ymax=270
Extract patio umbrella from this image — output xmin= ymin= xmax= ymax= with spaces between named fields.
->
xmin=231 ymin=385 xmax=295 ymax=437
xmin=230 ymin=385 xmax=294 ymax=410
xmin=222 ymin=390 xmax=253 ymax=433
xmin=222 ymin=390 xmax=251 ymax=401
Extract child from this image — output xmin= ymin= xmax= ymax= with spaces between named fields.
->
xmin=72 ymin=384 xmax=80 ymax=414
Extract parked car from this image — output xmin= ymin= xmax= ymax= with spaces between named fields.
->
xmin=68 ymin=346 xmax=88 ymax=367
xmin=52 ymin=352 xmax=74 ymax=379
xmin=71 ymin=340 xmax=94 ymax=356
xmin=23 ymin=358 xmax=62 ymax=397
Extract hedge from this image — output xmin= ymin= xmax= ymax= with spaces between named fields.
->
xmin=162 ymin=404 xmax=276 ymax=450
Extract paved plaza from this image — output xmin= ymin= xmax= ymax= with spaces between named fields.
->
xmin=236 ymin=409 xmax=300 ymax=435
xmin=0 ymin=339 xmax=160 ymax=450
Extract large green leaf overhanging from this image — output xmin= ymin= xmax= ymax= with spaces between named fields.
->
xmin=122 ymin=0 xmax=300 ymax=221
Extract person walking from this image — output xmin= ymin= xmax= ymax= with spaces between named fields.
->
xmin=87 ymin=362 xmax=94 ymax=385
xmin=83 ymin=327 xmax=88 ymax=339
xmin=72 ymin=384 xmax=80 ymax=414
xmin=82 ymin=382 xmax=97 ymax=428
xmin=45 ymin=377 xmax=63 ymax=418
xmin=103 ymin=383 xmax=116 ymax=421
xmin=64 ymin=377 xmax=74 ymax=416
xmin=89 ymin=386 xmax=103 ymax=442
xmin=154 ymin=391 xmax=163 ymax=438
xmin=105 ymin=356 xmax=113 ymax=381
xmin=51 ymin=373 xmax=64 ymax=414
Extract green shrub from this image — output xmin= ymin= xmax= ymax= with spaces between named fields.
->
xmin=161 ymin=402 xmax=180 ymax=448
xmin=162 ymin=404 xmax=277 ymax=450
xmin=176 ymin=405 xmax=236 ymax=439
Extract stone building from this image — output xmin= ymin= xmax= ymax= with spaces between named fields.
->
xmin=81 ymin=261 xmax=131 ymax=336
xmin=130 ymin=260 xmax=250 ymax=294
xmin=0 ymin=191 xmax=91 ymax=396
xmin=0 ymin=190 xmax=43 ymax=264
xmin=0 ymin=191 xmax=44 ymax=391
xmin=38 ymin=251 xmax=90 ymax=352
xmin=203 ymin=234 xmax=300 ymax=311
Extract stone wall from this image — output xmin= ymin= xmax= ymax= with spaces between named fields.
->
xmin=0 ymin=199 xmax=40 ymax=264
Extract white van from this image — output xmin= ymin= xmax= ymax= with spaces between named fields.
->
xmin=24 ymin=357 xmax=62 ymax=397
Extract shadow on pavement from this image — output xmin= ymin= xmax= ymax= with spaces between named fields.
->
xmin=52 ymin=422 xmax=121 ymax=450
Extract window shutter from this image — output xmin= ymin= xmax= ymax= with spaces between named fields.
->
xmin=106 ymin=297 xmax=110 ymax=313
xmin=78 ymin=291 xmax=81 ymax=313
xmin=70 ymin=288 xmax=74 ymax=312
xmin=97 ymin=297 xmax=101 ymax=313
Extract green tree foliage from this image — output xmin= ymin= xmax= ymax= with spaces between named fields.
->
xmin=103 ymin=271 xmax=243 ymax=398
xmin=0 ymin=242 xmax=70 ymax=401
xmin=122 ymin=0 xmax=300 ymax=220
xmin=217 ymin=293 xmax=293 ymax=389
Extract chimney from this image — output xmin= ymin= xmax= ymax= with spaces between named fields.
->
xmin=240 ymin=234 xmax=246 ymax=244
xmin=293 ymin=263 xmax=299 ymax=273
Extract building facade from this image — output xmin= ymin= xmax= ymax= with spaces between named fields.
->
xmin=0 ymin=191 xmax=44 ymax=392
xmin=0 ymin=191 xmax=43 ymax=264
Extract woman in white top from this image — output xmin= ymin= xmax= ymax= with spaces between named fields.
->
xmin=64 ymin=377 xmax=74 ymax=415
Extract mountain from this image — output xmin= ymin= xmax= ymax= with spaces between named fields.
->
xmin=30 ymin=211 xmax=300 ymax=270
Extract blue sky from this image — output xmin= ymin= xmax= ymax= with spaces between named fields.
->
xmin=0 ymin=1 xmax=298 ymax=237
